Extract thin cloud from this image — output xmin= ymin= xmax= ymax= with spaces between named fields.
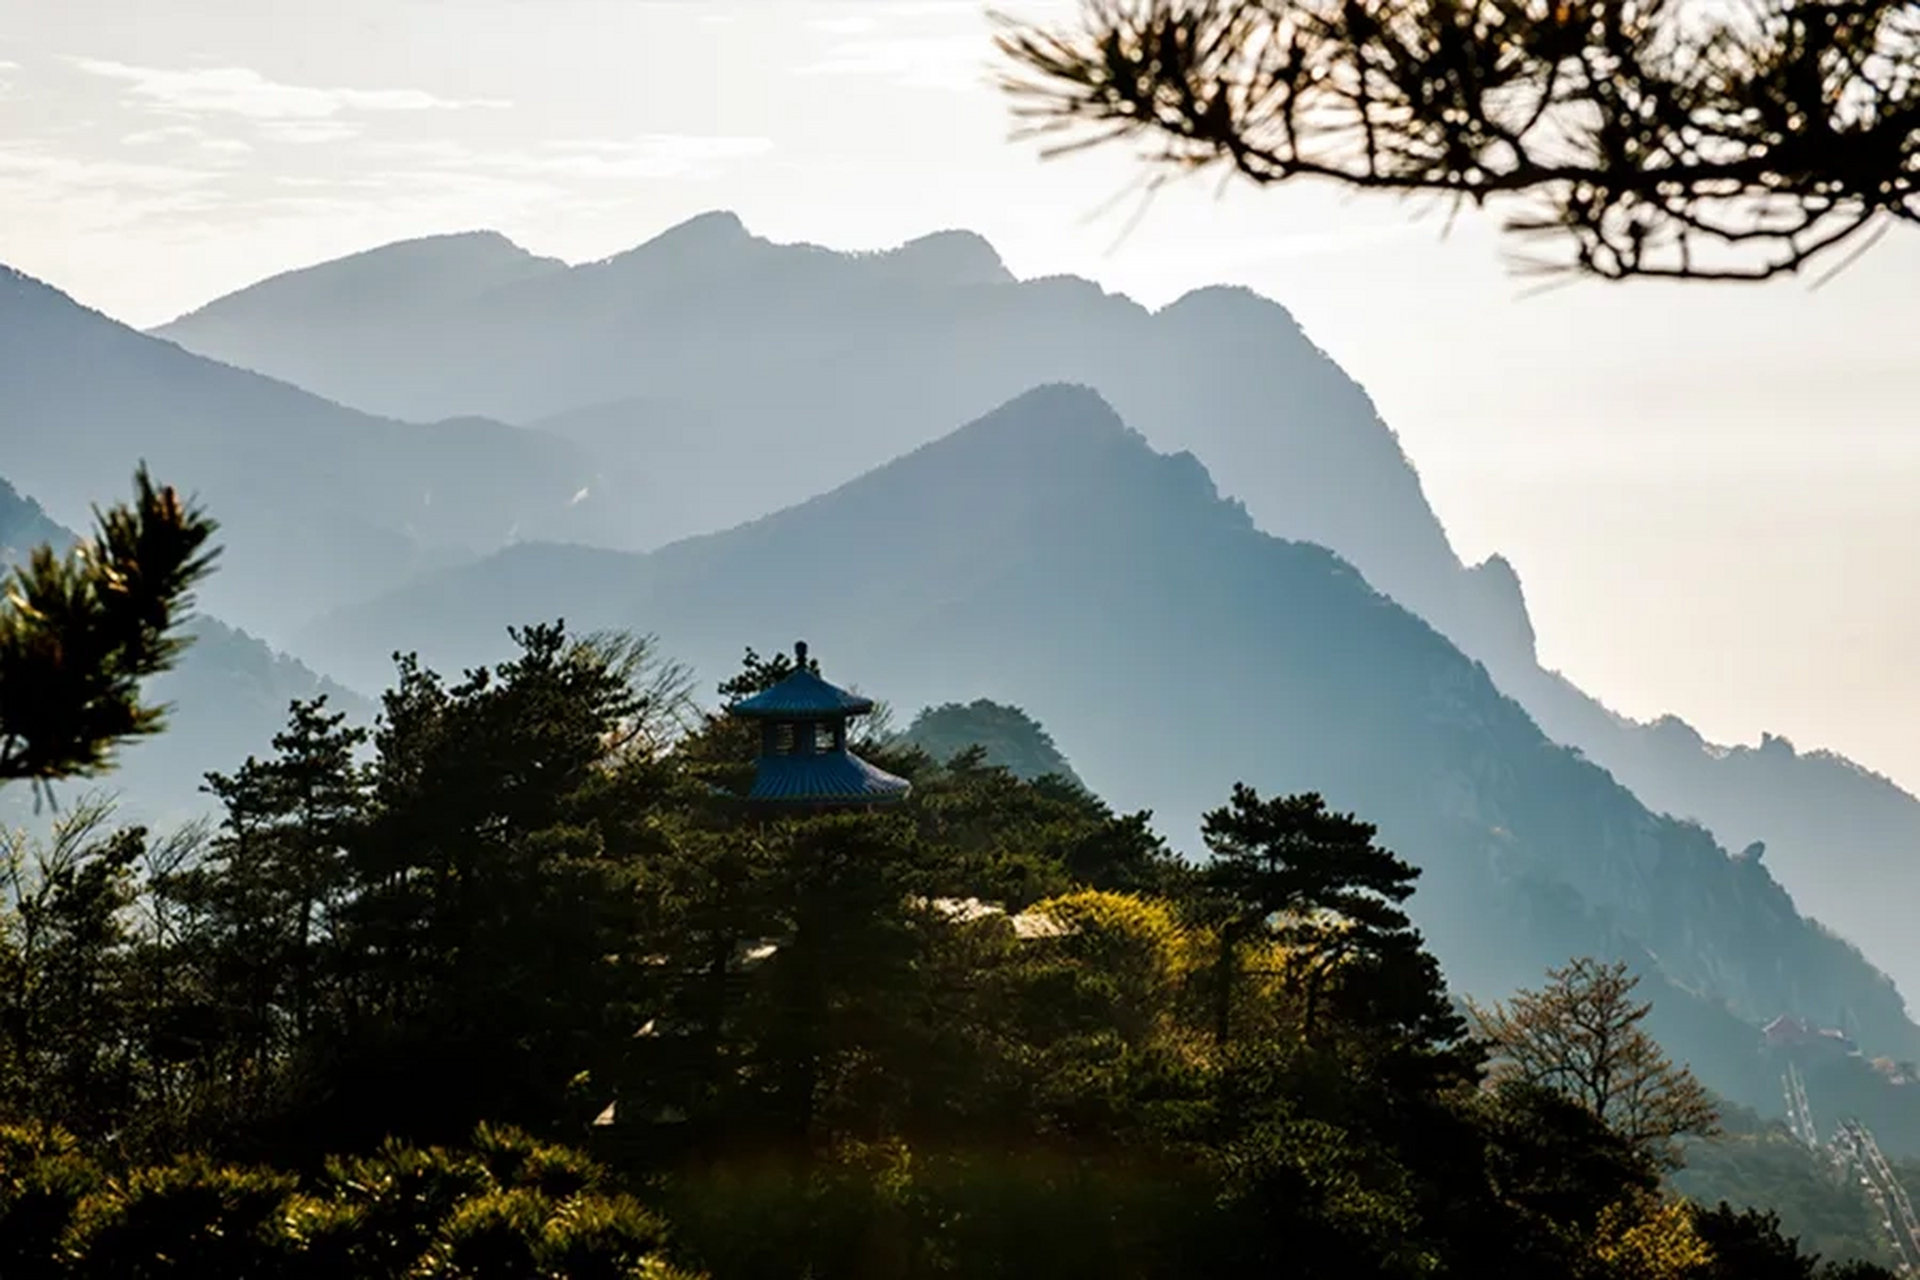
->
xmin=123 ymin=123 xmax=254 ymax=157
xmin=383 ymin=134 xmax=774 ymax=182
xmin=70 ymin=58 xmax=509 ymax=121
xmin=257 ymin=120 xmax=365 ymax=145
xmin=0 ymin=143 xmax=225 ymax=236
xmin=807 ymin=16 xmax=880 ymax=35
xmin=793 ymin=35 xmax=988 ymax=91
xmin=0 ymin=144 xmax=218 ymax=193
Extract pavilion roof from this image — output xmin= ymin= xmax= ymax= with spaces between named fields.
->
xmin=747 ymin=750 xmax=910 ymax=804
xmin=731 ymin=643 xmax=875 ymax=719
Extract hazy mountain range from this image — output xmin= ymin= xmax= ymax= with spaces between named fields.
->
xmin=6 ymin=215 xmax=1919 ymax=1130
xmin=149 ymin=212 xmax=1920 ymax=1012
xmin=286 ymin=383 xmax=1908 ymax=1114
xmin=0 ymin=265 xmax=620 ymax=642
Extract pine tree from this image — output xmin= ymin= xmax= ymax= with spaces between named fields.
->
xmin=1199 ymin=785 xmax=1465 ymax=1058
xmin=0 ymin=468 xmax=217 ymax=792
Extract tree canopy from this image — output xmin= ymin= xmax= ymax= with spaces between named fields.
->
xmin=0 ymin=622 xmax=1900 ymax=1278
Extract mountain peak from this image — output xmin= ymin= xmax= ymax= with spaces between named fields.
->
xmin=670 ymin=382 xmax=1222 ymax=588
xmin=622 ymin=210 xmax=753 ymax=258
xmin=240 ymin=228 xmax=543 ymax=281
xmin=1157 ymin=283 xmax=1306 ymax=334
xmin=365 ymin=227 xmax=526 ymax=254
xmin=157 ymin=229 xmax=560 ymax=332
xmin=885 ymin=229 xmax=1012 ymax=286
xmin=947 ymin=383 xmax=1136 ymax=451
xmin=1462 ymin=553 xmax=1538 ymax=664
xmin=846 ymin=382 xmax=1230 ymax=534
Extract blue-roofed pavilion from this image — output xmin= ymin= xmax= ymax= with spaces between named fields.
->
xmin=733 ymin=642 xmax=910 ymax=807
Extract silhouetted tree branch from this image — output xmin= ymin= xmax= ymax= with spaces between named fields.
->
xmin=0 ymin=467 xmax=219 ymax=789
xmin=994 ymin=0 xmax=1920 ymax=281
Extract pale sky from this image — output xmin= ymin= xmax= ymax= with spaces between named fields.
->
xmin=3 ymin=0 xmax=1917 ymax=793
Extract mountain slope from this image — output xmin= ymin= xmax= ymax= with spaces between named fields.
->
xmin=1457 ymin=564 xmax=1920 ymax=1004
xmin=155 ymin=213 xmax=1920 ymax=1008
xmin=0 ymin=476 xmax=370 ymax=827
xmin=0 ymin=474 xmax=72 ymax=560
xmin=155 ymin=231 xmax=567 ymax=414
xmin=0 ymin=265 xmax=610 ymax=642
xmin=299 ymin=385 xmax=1916 ymax=1117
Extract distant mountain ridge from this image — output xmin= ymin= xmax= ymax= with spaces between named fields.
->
xmin=0 ymin=264 xmax=616 ymax=643
xmin=154 ymin=214 xmax=1485 ymax=675
xmin=0 ymin=476 xmax=369 ymax=827
xmin=152 ymin=211 xmax=1920 ymax=1006
xmin=296 ymin=385 xmax=1916 ymax=1127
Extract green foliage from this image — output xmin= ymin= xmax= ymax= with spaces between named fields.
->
xmin=0 ymin=1123 xmax=694 ymax=1280
xmin=1673 ymin=1105 xmax=1897 ymax=1271
xmin=0 ymin=803 xmax=146 ymax=1138
xmin=2 ymin=618 xmax=1887 ymax=1279
xmin=66 ymin=1157 xmax=297 ymax=1280
xmin=0 ymin=1124 xmax=100 ymax=1280
xmin=1027 ymin=890 xmax=1192 ymax=1035
xmin=1199 ymin=784 xmax=1469 ymax=1068
xmin=715 ymin=645 xmax=816 ymax=706
xmin=0 ymin=467 xmax=218 ymax=787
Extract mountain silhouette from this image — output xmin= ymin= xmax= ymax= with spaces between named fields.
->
xmin=0 ymin=264 xmax=610 ymax=642
xmin=153 ymin=212 xmax=1920 ymax=1004
xmin=154 ymin=213 xmax=1487 ymax=664
xmin=297 ymin=384 xmax=1913 ymax=1113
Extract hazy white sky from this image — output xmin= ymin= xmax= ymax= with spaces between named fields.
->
xmin=2 ymin=0 xmax=1916 ymax=790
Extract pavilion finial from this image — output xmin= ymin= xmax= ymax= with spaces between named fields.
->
xmin=795 ymin=640 xmax=809 ymax=669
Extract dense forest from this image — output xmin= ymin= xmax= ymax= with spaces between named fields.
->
xmin=1 ymin=611 xmax=1910 ymax=1278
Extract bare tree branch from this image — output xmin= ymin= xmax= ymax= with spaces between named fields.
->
xmin=1468 ymin=957 xmax=1719 ymax=1168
